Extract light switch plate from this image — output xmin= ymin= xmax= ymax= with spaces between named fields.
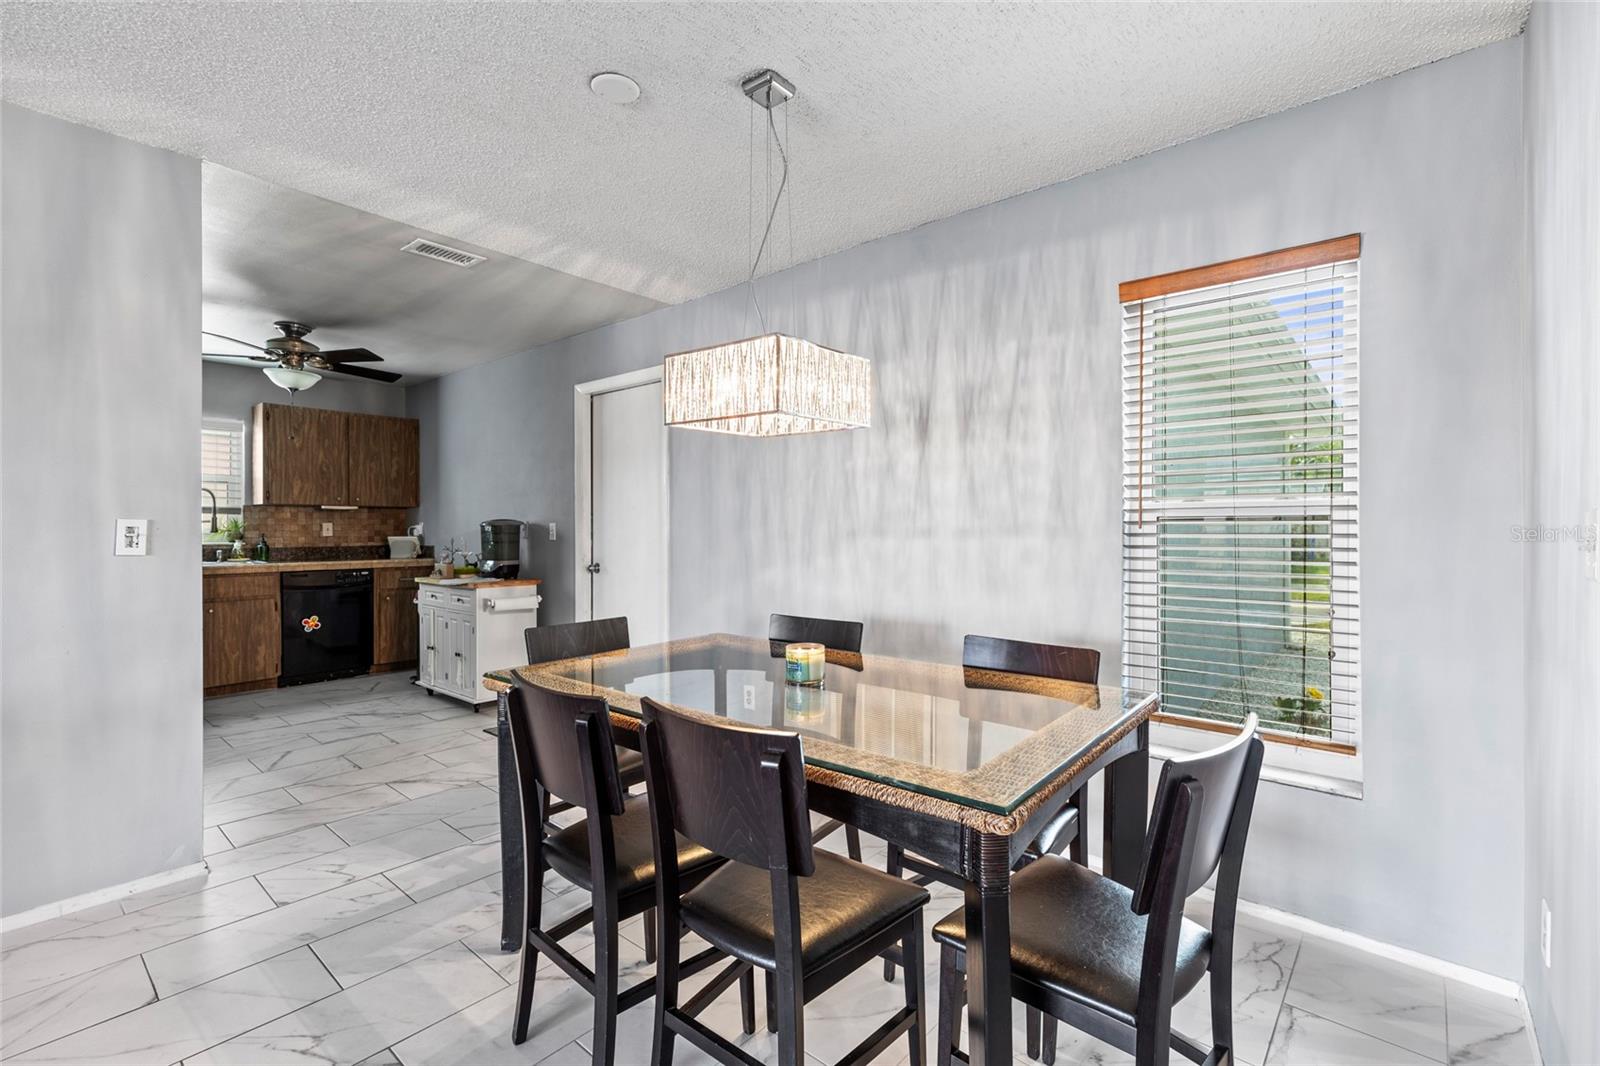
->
xmin=548 ymin=522 xmax=558 ymax=542
xmin=114 ymin=518 xmax=148 ymax=556
xmin=321 ymin=522 xmax=334 ymax=538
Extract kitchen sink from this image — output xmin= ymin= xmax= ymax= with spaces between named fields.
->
xmin=202 ymin=559 xmax=271 ymax=566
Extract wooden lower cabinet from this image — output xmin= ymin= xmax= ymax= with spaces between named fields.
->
xmin=203 ymin=574 xmax=280 ymax=695
xmin=373 ymin=566 xmax=433 ymax=670
xmin=204 ymin=565 xmax=433 ymax=696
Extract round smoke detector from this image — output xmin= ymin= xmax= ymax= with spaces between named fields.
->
xmin=589 ymin=72 xmax=640 ymax=105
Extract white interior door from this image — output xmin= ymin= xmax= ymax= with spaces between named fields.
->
xmin=588 ymin=380 xmax=668 ymax=645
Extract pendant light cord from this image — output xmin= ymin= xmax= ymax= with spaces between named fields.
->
xmin=747 ymin=104 xmax=789 ymax=334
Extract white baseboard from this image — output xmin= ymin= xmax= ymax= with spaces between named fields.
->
xmin=1210 ymin=889 xmax=1523 ymax=999
xmin=1518 ymin=990 xmax=1544 ymax=1066
xmin=1078 ymin=849 xmax=1524 ymax=1001
xmin=0 ymin=861 xmax=209 ymax=934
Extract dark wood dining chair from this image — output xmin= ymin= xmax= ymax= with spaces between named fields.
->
xmin=933 ymin=715 xmax=1265 ymax=1066
xmin=525 ymin=617 xmax=646 ymax=792
xmin=640 ymin=697 xmax=931 ymax=1066
xmin=524 ymin=618 xmax=659 ymax=957
xmin=769 ymin=612 xmax=866 ymax=862
xmin=883 ymin=635 xmax=1099 ymax=996
xmin=767 ymin=612 xmax=865 ymax=658
xmin=505 ymin=675 xmax=750 ymax=1066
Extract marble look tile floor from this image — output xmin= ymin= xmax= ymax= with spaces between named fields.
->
xmin=0 ymin=675 xmax=1541 ymax=1066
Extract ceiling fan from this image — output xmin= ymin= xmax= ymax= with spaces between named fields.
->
xmin=202 ymin=320 xmax=401 ymax=393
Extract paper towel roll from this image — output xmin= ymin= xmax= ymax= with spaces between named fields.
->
xmin=486 ymin=596 xmax=541 ymax=613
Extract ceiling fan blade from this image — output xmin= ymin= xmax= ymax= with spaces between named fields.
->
xmin=201 ymin=330 xmax=269 ymax=352
xmin=203 ymin=352 xmax=278 ymax=363
xmin=315 ymin=347 xmax=382 ymax=363
xmin=327 ymin=363 xmax=402 ymax=384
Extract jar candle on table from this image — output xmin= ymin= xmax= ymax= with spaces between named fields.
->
xmin=784 ymin=642 xmax=826 ymax=687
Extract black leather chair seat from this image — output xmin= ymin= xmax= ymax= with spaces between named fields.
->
xmin=932 ymin=856 xmax=1211 ymax=1025
xmin=544 ymin=795 xmax=717 ymax=895
xmin=614 ymin=745 xmax=645 ymax=785
xmin=681 ymin=851 xmax=930 ymax=972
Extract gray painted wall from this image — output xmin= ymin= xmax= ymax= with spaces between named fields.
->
xmin=1522 ymin=3 xmax=1599 ymax=1061
xmin=2 ymin=104 xmax=204 ymax=916
xmin=410 ymin=41 xmax=1528 ymax=975
xmin=202 ymin=359 xmax=404 ymax=500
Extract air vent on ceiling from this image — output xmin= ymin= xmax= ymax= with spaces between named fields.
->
xmin=401 ymin=237 xmax=487 ymax=269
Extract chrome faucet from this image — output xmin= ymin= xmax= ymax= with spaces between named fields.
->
xmin=202 ymin=487 xmax=219 ymax=533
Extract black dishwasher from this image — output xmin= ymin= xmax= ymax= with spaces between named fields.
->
xmin=280 ymin=570 xmax=373 ymax=685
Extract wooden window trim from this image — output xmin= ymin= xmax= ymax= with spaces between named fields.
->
xmin=1152 ymin=711 xmax=1358 ymax=757
xmin=1119 ymin=233 xmax=1361 ymax=303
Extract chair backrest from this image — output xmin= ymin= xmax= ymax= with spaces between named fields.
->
xmin=525 ymin=617 xmax=630 ymax=665
xmin=507 ymin=673 xmax=626 ymax=817
xmin=768 ymin=613 xmax=864 ymax=656
xmin=1132 ymin=715 xmax=1263 ymax=914
xmin=962 ymin=634 xmax=1100 ymax=684
xmin=639 ymin=697 xmax=814 ymax=876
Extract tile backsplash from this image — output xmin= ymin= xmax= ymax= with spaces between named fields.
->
xmin=242 ymin=505 xmax=412 ymax=548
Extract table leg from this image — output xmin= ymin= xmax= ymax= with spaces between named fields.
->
xmin=1101 ymin=720 xmax=1150 ymax=889
xmin=964 ymin=832 xmax=1012 ymax=1066
xmin=497 ymin=692 xmax=525 ymax=951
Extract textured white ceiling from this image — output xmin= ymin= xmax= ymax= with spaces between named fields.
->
xmin=4 ymin=1 xmax=1526 ymax=310
xmin=200 ymin=164 xmax=661 ymax=381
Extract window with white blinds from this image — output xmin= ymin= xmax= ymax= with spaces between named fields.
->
xmin=1121 ymin=238 xmax=1360 ymax=752
xmin=201 ymin=419 xmax=245 ymax=537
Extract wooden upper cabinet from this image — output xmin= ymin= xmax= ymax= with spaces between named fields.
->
xmin=348 ymin=414 xmax=420 ymax=508
xmin=252 ymin=404 xmax=419 ymax=508
xmin=253 ymin=404 xmax=349 ymax=505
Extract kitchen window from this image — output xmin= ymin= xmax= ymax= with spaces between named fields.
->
xmin=201 ymin=418 xmax=245 ymax=540
xmin=1120 ymin=236 xmax=1362 ymax=792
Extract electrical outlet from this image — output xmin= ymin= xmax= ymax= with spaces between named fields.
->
xmin=321 ymin=522 xmax=334 ymax=538
xmin=1540 ymin=898 xmax=1552 ymax=968
xmin=743 ymin=685 xmax=756 ymax=711
xmin=548 ymin=522 xmax=558 ymax=542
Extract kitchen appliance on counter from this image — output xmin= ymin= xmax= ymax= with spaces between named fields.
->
xmin=280 ymin=569 xmax=372 ymax=684
xmin=479 ymin=519 xmax=523 ymax=579
xmin=387 ymin=535 xmax=421 ymax=559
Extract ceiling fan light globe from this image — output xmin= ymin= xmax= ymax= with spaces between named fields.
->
xmin=264 ymin=365 xmax=322 ymax=393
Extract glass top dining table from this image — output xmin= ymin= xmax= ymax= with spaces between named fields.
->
xmin=484 ymin=632 xmax=1156 ymax=820
xmin=484 ymin=633 xmax=1158 ymax=1066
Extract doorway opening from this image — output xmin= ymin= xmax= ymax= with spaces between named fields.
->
xmin=574 ymin=367 xmax=669 ymax=645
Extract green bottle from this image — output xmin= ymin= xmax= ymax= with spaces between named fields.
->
xmin=254 ymin=534 xmax=270 ymax=562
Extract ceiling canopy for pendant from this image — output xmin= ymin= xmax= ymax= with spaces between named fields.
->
xmin=662 ymin=70 xmax=872 ymax=438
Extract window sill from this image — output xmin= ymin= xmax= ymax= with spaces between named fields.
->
xmin=1150 ymin=718 xmax=1363 ymax=799
xmin=1150 ymin=741 xmax=1364 ymax=799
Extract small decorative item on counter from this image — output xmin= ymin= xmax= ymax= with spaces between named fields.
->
xmin=784 ymin=642 xmax=825 ymax=687
xmin=254 ymin=534 xmax=270 ymax=562
xmin=229 ymin=538 xmax=247 ymax=560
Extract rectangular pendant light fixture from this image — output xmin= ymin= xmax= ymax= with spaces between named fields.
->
xmin=662 ymin=332 xmax=872 ymax=436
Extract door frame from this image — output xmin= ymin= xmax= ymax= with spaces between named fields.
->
xmin=573 ymin=365 xmax=669 ymax=631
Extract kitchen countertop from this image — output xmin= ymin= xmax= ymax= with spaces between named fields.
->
xmin=415 ymin=576 xmax=542 ymax=588
xmin=201 ymin=558 xmax=435 ymax=575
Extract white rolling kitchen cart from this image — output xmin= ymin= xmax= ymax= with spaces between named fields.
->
xmin=414 ymin=578 xmax=541 ymax=706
